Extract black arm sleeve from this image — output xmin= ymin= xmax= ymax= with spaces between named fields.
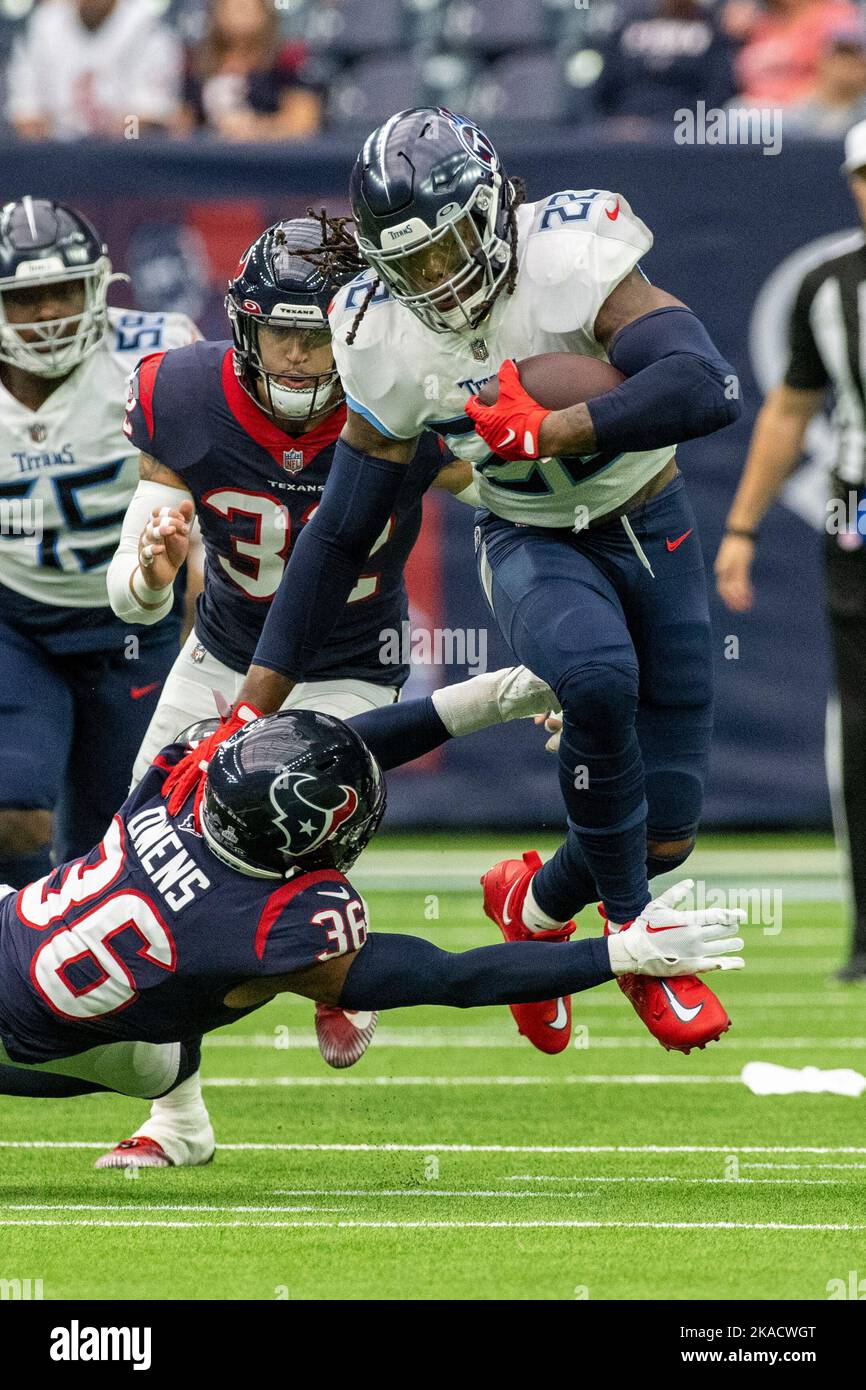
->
xmin=338 ymin=931 xmax=614 ymax=1011
xmin=253 ymin=439 xmax=408 ymax=681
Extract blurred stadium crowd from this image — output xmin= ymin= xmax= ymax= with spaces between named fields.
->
xmin=2 ymin=0 xmax=866 ymax=143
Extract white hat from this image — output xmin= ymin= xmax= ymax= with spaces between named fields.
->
xmin=842 ymin=118 xmax=866 ymax=174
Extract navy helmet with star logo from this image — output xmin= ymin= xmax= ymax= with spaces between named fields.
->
xmin=199 ymin=709 xmax=386 ymax=880
xmin=226 ymin=214 xmax=364 ymax=425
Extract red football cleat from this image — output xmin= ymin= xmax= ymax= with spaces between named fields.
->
xmin=601 ymin=911 xmax=730 ymax=1053
xmin=315 ymin=1003 xmax=378 ymax=1068
xmin=480 ymin=850 xmax=575 ymax=1054
xmin=94 ymin=1136 xmax=173 ymax=1170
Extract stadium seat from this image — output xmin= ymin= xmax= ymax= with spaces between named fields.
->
xmin=326 ymin=53 xmax=427 ymax=130
xmin=440 ymin=0 xmax=547 ymax=56
xmin=302 ymin=0 xmax=410 ymax=59
xmin=467 ymin=49 xmax=570 ymax=125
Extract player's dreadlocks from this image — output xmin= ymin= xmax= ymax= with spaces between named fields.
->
xmin=345 ymin=175 xmax=526 ymax=346
xmin=277 ymin=207 xmax=367 ymax=285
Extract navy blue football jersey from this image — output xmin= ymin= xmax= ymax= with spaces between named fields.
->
xmin=0 ymin=746 xmax=369 ymax=1064
xmin=123 ymin=340 xmax=448 ymax=683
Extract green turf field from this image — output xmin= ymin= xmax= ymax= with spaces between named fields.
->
xmin=2 ymin=832 xmax=865 ymax=1302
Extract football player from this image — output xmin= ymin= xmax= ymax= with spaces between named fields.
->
xmin=0 ymin=702 xmax=746 ymax=1166
xmin=0 ymin=197 xmax=198 ymax=893
xmin=102 ymin=211 xmax=552 ymax=1163
xmin=207 ymin=109 xmax=745 ymax=1058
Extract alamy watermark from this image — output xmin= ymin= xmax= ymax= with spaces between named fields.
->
xmin=379 ymin=620 xmax=488 ymax=675
xmin=674 ymin=101 xmax=782 ymax=157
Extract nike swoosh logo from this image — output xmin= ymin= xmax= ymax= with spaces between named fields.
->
xmin=130 ymin=682 xmax=161 ymax=700
xmin=547 ymin=997 xmax=569 ymax=1030
xmin=605 ymin=199 xmax=621 ymax=221
xmin=319 ymin=886 xmax=351 ymax=900
xmin=659 ymin=979 xmax=703 ymax=1022
xmin=502 ymin=878 xmax=521 ymax=927
xmin=665 ymin=529 xmax=693 ymax=552
xmin=498 ymin=428 xmax=516 ymax=449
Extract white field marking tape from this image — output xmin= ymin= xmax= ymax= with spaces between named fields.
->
xmin=203 ymin=1032 xmax=866 ymax=1051
xmin=0 ymin=1218 xmax=862 ymax=1233
xmin=743 ymin=1161 xmax=866 ymax=1170
xmin=4 ymin=1141 xmax=866 ymax=1155
xmin=3 ymin=1204 xmax=349 ymax=1214
xmin=200 ymin=1074 xmax=743 ymax=1087
xmin=9 ymin=1193 xmax=594 ymax=1210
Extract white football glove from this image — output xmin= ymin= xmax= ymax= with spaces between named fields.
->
xmin=535 ymin=711 xmax=563 ymax=753
xmin=606 ymin=879 xmax=746 ymax=978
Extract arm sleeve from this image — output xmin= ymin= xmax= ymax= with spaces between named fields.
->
xmin=586 ymin=306 xmax=742 ymax=453
xmin=338 ymin=931 xmax=614 ymax=1011
xmin=783 ymin=271 xmax=830 ymax=391
xmin=252 ymin=439 xmax=408 ymax=680
xmin=106 ymin=479 xmax=192 ymax=624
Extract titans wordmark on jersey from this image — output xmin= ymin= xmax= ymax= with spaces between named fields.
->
xmin=0 ymin=744 xmax=369 ymax=1063
xmin=0 ymin=308 xmax=198 ymax=606
xmin=330 ymin=189 xmax=674 ymax=528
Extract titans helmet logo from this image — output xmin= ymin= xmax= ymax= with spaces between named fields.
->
xmin=446 ymin=113 xmax=498 ymax=172
xmin=268 ymin=770 xmax=359 ymax=854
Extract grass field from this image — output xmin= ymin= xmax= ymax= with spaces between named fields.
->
xmin=2 ymin=831 xmax=865 ymax=1302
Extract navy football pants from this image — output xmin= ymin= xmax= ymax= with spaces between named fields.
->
xmin=476 ymin=474 xmax=714 ymax=923
xmin=0 ymin=614 xmax=179 ymax=875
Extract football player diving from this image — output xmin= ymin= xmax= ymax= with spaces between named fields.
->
xmin=0 ymin=702 xmax=746 ymax=1158
xmin=189 ymin=108 xmax=745 ymax=1060
xmin=102 ymin=211 xmax=556 ymax=1165
xmin=0 ymin=196 xmax=197 ymax=893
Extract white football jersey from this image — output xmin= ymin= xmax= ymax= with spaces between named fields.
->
xmin=0 ymin=308 xmax=198 ymax=607
xmin=330 ymin=189 xmax=674 ymax=528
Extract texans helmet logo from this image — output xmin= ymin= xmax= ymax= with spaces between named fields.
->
xmin=269 ymin=770 xmax=359 ymax=854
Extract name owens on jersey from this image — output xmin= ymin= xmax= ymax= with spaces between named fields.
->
xmin=329 ymin=190 xmax=674 ymax=529
xmin=0 ymin=308 xmax=198 ymax=606
xmin=0 ymin=744 xmax=369 ymax=1064
xmin=123 ymin=339 xmax=448 ymax=685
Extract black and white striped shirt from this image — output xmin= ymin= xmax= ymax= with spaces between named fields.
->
xmin=785 ymin=236 xmax=866 ymax=492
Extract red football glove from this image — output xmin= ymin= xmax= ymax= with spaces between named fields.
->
xmin=161 ymin=701 xmax=263 ymax=829
xmin=464 ymin=359 xmax=551 ymax=461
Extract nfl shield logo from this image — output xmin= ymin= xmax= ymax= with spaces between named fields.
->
xmin=282 ymin=449 xmax=305 ymax=474
xmin=29 ymin=423 xmax=48 ymax=443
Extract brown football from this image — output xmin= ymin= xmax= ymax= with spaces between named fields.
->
xmin=477 ymin=352 xmax=624 ymax=410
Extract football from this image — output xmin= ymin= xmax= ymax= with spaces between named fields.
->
xmin=476 ymin=352 xmax=625 ymax=410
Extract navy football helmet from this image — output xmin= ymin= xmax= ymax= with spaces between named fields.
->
xmin=0 ymin=196 xmax=113 ymax=378
xmin=350 ymin=107 xmax=516 ymax=334
xmin=226 ymin=215 xmax=362 ymax=423
xmin=200 ymin=709 xmax=386 ymax=880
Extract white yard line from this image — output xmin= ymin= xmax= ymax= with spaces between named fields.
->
xmin=3 ymin=1140 xmax=866 ymax=1154
xmin=203 ymin=1031 xmax=866 ymax=1050
xmin=200 ymin=1074 xmax=743 ymax=1087
xmin=0 ymin=1217 xmax=861 ymax=1232
xmin=503 ymin=1174 xmax=836 ymax=1185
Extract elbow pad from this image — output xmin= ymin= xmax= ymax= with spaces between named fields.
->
xmin=587 ymin=307 xmax=742 ymax=454
xmin=106 ymin=478 xmax=190 ymax=625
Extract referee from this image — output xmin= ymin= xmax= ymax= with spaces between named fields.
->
xmin=715 ymin=119 xmax=866 ymax=983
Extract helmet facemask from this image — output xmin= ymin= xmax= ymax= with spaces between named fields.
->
xmin=0 ymin=257 xmax=114 ymax=378
xmin=227 ymin=300 xmax=344 ymax=425
xmin=358 ymin=180 xmax=512 ymax=334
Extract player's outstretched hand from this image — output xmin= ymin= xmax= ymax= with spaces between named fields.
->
xmin=714 ymin=532 xmax=755 ymax=612
xmin=162 ymin=701 xmax=263 ymax=827
xmin=139 ymin=499 xmax=195 ymax=590
xmin=534 ymin=710 xmax=562 ymax=753
xmin=606 ymin=878 xmax=746 ymax=978
xmin=464 ymin=359 xmax=550 ymax=461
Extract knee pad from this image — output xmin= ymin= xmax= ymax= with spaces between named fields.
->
xmin=557 ymin=662 xmax=639 ymax=754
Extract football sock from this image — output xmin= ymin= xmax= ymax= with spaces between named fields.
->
xmin=348 ymin=696 xmax=450 ymax=771
xmin=523 ymin=878 xmax=569 ymax=932
xmin=0 ymin=848 xmax=52 ymax=890
xmin=430 ymin=667 xmax=544 ymax=736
